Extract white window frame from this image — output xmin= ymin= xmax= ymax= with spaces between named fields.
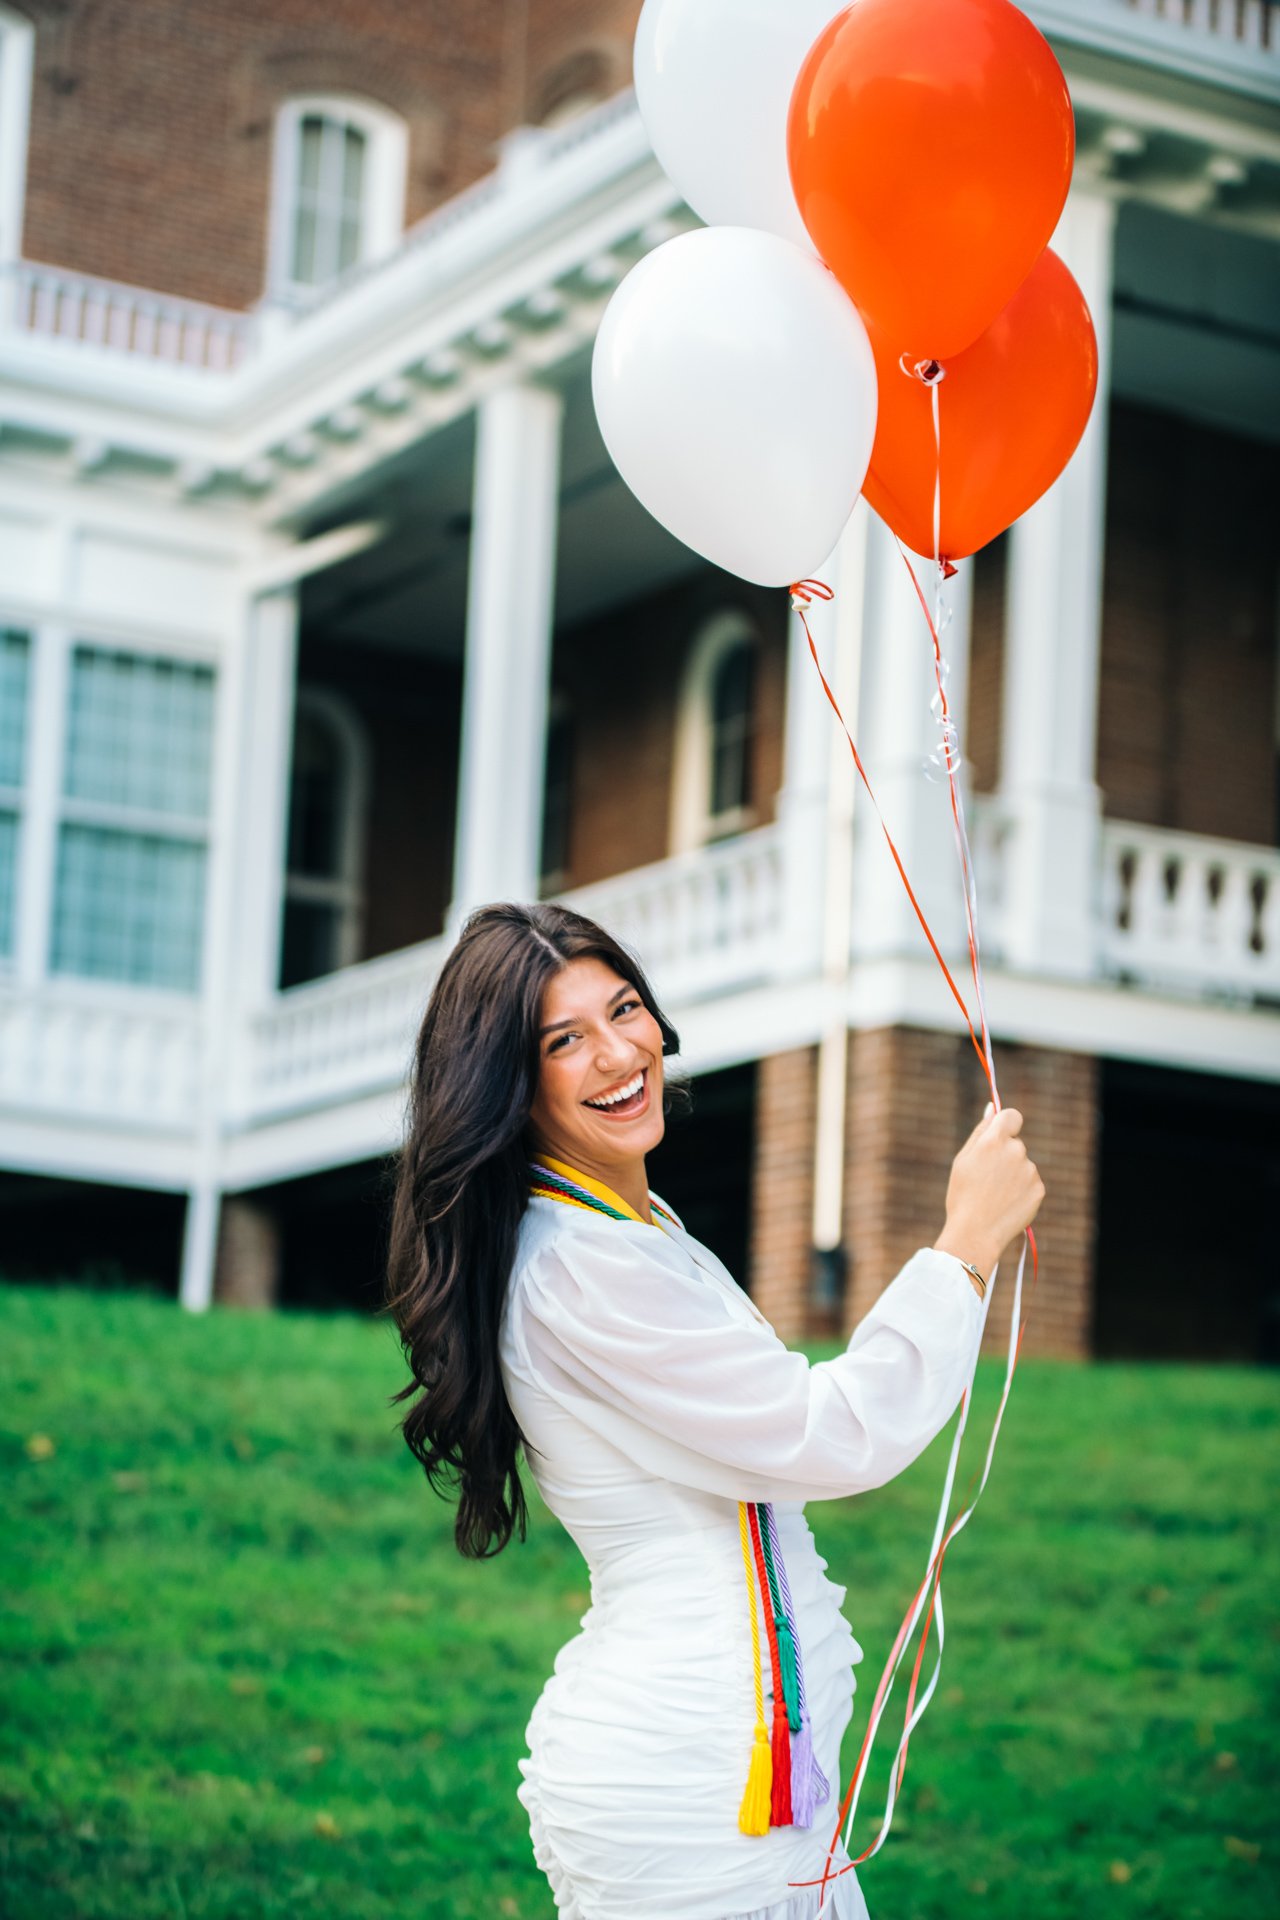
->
xmin=670 ymin=609 xmax=761 ymax=855
xmin=0 ymin=4 xmax=35 ymax=276
xmin=0 ymin=624 xmax=32 ymax=969
xmin=281 ymin=686 xmax=369 ymax=982
xmin=266 ymin=94 xmax=408 ymax=302
xmin=1 ymin=618 xmax=222 ymax=998
xmin=49 ymin=640 xmax=218 ymax=994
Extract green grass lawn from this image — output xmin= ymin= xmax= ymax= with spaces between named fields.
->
xmin=2 ymin=1281 xmax=1276 ymax=1920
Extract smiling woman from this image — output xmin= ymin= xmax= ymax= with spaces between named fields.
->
xmin=383 ymin=901 xmax=1043 ymax=1920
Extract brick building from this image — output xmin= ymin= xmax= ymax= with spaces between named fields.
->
xmin=0 ymin=0 xmax=1277 ymax=1359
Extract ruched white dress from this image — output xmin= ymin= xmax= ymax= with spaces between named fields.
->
xmin=497 ymin=1191 xmax=984 ymax=1920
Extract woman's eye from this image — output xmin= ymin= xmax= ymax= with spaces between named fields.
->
xmin=614 ymin=998 xmax=641 ymax=1018
xmin=547 ymin=1032 xmax=576 ymax=1054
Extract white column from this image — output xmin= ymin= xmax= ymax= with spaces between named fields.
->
xmin=232 ymin=588 xmax=299 ymax=1002
xmin=180 ymin=586 xmax=279 ymax=1313
xmin=179 ymin=1180 xmax=220 ymax=1313
xmin=451 ymin=381 xmax=564 ymax=923
xmin=849 ymin=511 xmax=975 ymax=962
xmin=778 ymin=513 xmax=866 ymax=980
xmin=999 ymin=189 xmax=1116 ymax=978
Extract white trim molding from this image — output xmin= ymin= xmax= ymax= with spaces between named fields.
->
xmin=0 ymin=5 xmax=35 ymax=282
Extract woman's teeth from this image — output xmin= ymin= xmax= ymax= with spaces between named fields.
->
xmin=585 ymin=1071 xmax=645 ymax=1111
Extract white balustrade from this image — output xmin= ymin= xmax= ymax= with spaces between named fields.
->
xmin=244 ymin=937 xmax=445 ymax=1121
xmin=243 ymin=829 xmax=786 ymax=1123
xmin=563 ymin=826 xmax=785 ymax=1007
xmin=0 ymin=985 xmax=203 ymax=1128
xmin=1126 ymin=0 xmax=1276 ymax=51
xmin=1100 ymin=822 xmax=1280 ymax=1000
xmin=6 ymin=260 xmax=255 ymax=369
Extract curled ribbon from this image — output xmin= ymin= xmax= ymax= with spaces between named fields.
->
xmin=787 ymin=480 xmax=1038 ymax=1900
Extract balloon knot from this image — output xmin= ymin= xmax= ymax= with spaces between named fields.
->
xmin=899 ymin=354 xmax=946 ymax=387
xmin=941 ymin=559 xmax=958 ymax=580
xmin=789 ymin=578 xmax=835 ymax=612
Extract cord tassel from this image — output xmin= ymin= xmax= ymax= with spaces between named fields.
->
xmin=737 ymin=1503 xmax=773 ymax=1836
xmin=739 ymin=1725 xmax=773 ymax=1837
xmin=789 ymin=1715 xmax=823 ymax=1828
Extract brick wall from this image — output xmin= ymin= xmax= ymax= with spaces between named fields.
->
xmin=553 ymin=569 xmax=789 ymax=889
xmin=213 ymin=1196 xmax=280 ymax=1309
xmin=957 ymin=403 xmax=1277 ymax=844
xmin=1097 ymin=402 xmax=1279 ymax=845
xmin=20 ymin=0 xmax=642 ymax=308
xmin=749 ymin=1047 xmax=818 ymax=1343
xmin=842 ymin=1025 xmax=1098 ymax=1361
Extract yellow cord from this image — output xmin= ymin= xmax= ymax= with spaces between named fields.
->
xmin=737 ymin=1501 xmax=772 ymax=1835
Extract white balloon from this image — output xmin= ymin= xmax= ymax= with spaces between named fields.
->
xmin=634 ymin=0 xmax=849 ymax=246
xmin=592 ymin=227 xmax=877 ymax=589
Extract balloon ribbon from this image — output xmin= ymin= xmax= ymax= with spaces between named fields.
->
xmin=785 ymin=568 xmax=1038 ymax=1904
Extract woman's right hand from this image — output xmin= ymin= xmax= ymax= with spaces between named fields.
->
xmin=933 ymin=1105 xmax=1045 ymax=1280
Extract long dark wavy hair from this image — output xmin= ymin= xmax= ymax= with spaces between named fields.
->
xmin=383 ymin=902 xmax=681 ymax=1559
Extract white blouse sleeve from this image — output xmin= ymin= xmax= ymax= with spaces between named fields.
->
xmin=511 ymin=1223 xmax=984 ymax=1505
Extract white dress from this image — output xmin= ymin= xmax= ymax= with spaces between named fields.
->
xmin=498 ymin=1192 xmax=984 ymax=1920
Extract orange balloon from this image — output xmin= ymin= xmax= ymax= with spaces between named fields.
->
xmin=788 ymin=0 xmax=1074 ymax=359
xmin=861 ymin=247 xmax=1098 ymax=563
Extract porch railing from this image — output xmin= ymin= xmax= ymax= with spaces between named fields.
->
xmin=0 ymin=984 xmax=203 ymax=1128
xmin=242 ymin=827 xmax=786 ymax=1124
xmin=242 ymin=937 xmax=443 ymax=1123
xmin=1125 ymin=0 xmax=1276 ymax=52
xmin=1100 ymin=821 xmax=1280 ymax=999
xmin=563 ymin=825 xmax=786 ymax=1006
xmin=5 ymin=260 xmax=255 ymax=370
xmin=2 ymin=813 xmax=1274 ymax=1147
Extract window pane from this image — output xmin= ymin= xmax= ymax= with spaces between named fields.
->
xmin=299 ymin=116 xmax=324 ymax=190
xmin=341 ymin=125 xmax=365 ymax=206
xmin=0 ymin=628 xmax=31 ymax=788
xmin=281 ymin=897 xmax=342 ymax=989
xmin=287 ymin=711 xmax=345 ymax=878
xmin=710 ymin=642 xmax=756 ymax=818
xmin=65 ymin=648 xmax=215 ymax=818
xmin=289 ymin=115 xmax=366 ymax=287
xmin=51 ymin=825 xmax=206 ymax=991
xmin=0 ymin=811 xmax=18 ymax=957
xmin=336 ymin=209 xmax=361 ymax=273
xmin=292 ymin=204 xmax=319 ymax=285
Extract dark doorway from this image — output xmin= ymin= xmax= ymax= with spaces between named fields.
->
xmin=1095 ymin=1060 xmax=1280 ymax=1363
xmin=647 ymin=1062 xmax=758 ymax=1292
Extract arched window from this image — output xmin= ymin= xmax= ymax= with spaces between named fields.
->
xmin=280 ymin=690 xmax=368 ymax=987
xmin=0 ymin=5 xmax=35 ymax=270
xmin=267 ymin=96 xmax=407 ymax=300
xmin=670 ymin=611 xmax=760 ymax=854
xmin=532 ymin=49 xmax=619 ymax=128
